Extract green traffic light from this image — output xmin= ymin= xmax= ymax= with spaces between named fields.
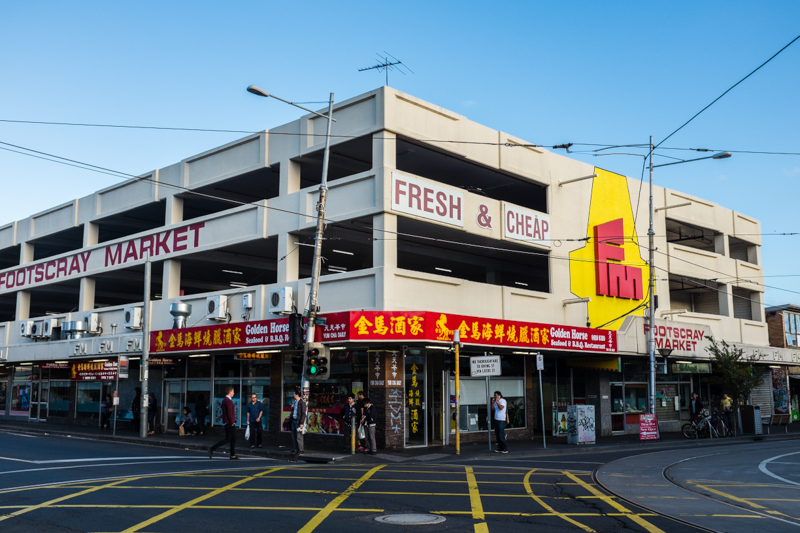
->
xmin=309 ymin=366 xmax=318 ymax=374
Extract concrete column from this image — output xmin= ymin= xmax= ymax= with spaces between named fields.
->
xmin=277 ymin=233 xmax=299 ymax=284
xmin=718 ymin=283 xmax=733 ymax=317
xmin=373 ymin=131 xmax=396 ymax=170
xmin=79 ymin=278 xmax=96 ymax=312
xmin=16 ymin=243 xmax=34 ymax=320
xmin=714 ymin=234 xmax=728 ymax=256
xmin=162 ymin=259 xmax=181 ymax=300
xmin=166 ymin=195 xmax=184 ymax=225
xmin=279 ymin=160 xmax=301 ymax=196
xmin=750 ymin=292 xmax=764 ymax=322
xmin=373 ymin=213 xmax=397 ymax=269
xmin=83 ymin=222 xmax=99 ymax=247
xmin=16 ymin=291 xmax=30 ymax=321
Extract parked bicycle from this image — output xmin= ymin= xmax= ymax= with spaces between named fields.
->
xmin=682 ymin=408 xmax=733 ymax=439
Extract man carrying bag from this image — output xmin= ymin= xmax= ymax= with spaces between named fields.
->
xmin=290 ymin=389 xmax=307 ymax=459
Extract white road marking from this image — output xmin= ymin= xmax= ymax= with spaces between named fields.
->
xmin=1 ymin=432 xmax=38 ymax=438
xmin=0 ymin=455 xmax=198 ymax=464
xmin=759 ymin=451 xmax=800 ymax=487
xmin=0 ymin=457 xmax=273 ymax=476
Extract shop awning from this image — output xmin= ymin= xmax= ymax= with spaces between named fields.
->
xmin=567 ymin=356 xmax=621 ymax=372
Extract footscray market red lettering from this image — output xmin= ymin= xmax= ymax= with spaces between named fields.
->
xmin=0 ymin=222 xmax=205 ymax=292
xmin=643 ymin=323 xmax=706 ymax=352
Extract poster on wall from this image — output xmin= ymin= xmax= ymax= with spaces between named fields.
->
xmin=772 ymin=368 xmax=790 ymax=415
xmin=553 ymin=401 xmax=569 ymax=436
xmin=281 ymin=407 xmax=342 ymax=434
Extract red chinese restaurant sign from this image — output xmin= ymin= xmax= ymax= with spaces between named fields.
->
xmin=150 ymin=311 xmax=616 ymax=354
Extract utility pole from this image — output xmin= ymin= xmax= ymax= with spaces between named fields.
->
xmin=302 ymin=93 xmax=335 ymax=396
xmin=454 ymin=330 xmax=461 ymax=455
xmin=140 ymin=254 xmax=151 ymax=438
xmin=648 ymin=136 xmax=656 ymax=415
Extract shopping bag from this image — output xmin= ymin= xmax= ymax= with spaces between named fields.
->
xmin=244 ymin=425 xmax=250 ymax=440
xmin=358 ymin=425 xmax=366 ymax=440
xmin=178 ymin=424 xmax=185 ymax=437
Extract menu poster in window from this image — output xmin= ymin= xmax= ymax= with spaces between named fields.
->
xmin=214 ymin=398 xmax=241 ymax=426
xmin=639 ymin=413 xmax=659 ymax=441
xmin=281 ymin=407 xmax=343 ymax=434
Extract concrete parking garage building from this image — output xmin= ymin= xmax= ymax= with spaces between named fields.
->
xmin=0 ymin=87 xmax=796 ymax=448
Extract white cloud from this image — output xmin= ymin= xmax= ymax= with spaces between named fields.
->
xmin=783 ymin=167 xmax=800 ymax=177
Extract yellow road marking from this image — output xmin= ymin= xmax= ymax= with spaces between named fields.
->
xmin=563 ymin=471 xmax=666 ymax=533
xmin=474 ymin=522 xmax=489 ymax=533
xmin=465 ymin=467 xmax=485 ymax=521
xmin=524 ymin=470 xmax=595 ymax=532
xmin=0 ymin=477 xmax=132 ymax=523
xmin=696 ymin=485 xmax=766 ymax=509
xmin=297 ymin=465 xmax=385 ymax=533
xmin=119 ymin=467 xmax=283 ymax=533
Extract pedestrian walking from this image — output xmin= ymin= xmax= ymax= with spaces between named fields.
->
xmin=491 ymin=391 xmax=509 ymax=453
xmin=246 ymin=393 xmax=264 ymax=449
xmin=147 ymin=392 xmax=158 ymax=435
xmin=194 ymin=394 xmax=208 ymax=436
xmin=341 ymin=394 xmax=357 ymax=449
xmin=208 ymin=386 xmax=239 ymax=460
xmin=130 ymin=387 xmax=141 ymax=432
xmin=290 ymin=389 xmax=307 ymax=458
xmin=355 ymin=391 xmax=367 ymax=451
xmin=690 ymin=392 xmax=704 ymax=422
xmin=101 ymin=394 xmax=113 ymax=430
xmin=361 ymin=397 xmax=377 ymax=455
xmin=720 ymin=393 xmax=733 ymax=432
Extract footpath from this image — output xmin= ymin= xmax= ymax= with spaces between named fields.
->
xmin=2 ymin=419 xmax=800 ymax=464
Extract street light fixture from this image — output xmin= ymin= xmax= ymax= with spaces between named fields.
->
xmin=248 ymin=85 xmax=336 ymax=397
xmin=646 ymin=139 xmax=730 ymax=416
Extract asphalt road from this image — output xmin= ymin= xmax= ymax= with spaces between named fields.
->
xmin=0 ymin=428 xmax=719 ymax=532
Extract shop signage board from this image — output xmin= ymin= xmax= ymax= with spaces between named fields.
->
xmin=502 ymin=202 xmax=551 ymax=248
xmin=234 ymin=352 xmax=275 ymax=361
xmin=147 ymin=357 xmax=179 ymax=365
xmin=118 ymin=355 xmax=129 ymax=379
xmin=325 ymin=311 xmax=617 ymax=353
xmin=71 ymin=360 xmax=118 ymax=381
xmin=639 ymin=413 xmax=659 ymax=441
xmin=391 ymin=172 xmax=464 ymax=228
xmin=151 ymin=310 xmax=617 ymax=354
xmin=470 ymin=356 xmax=501 ymax=377
xmin=39 ymin=362 xmax=70 ymax=369
xmin=671 ymin=362 xmax=711 ymax=374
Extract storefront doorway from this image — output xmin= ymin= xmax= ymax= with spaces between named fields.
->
xmin=29 ymin=378 xmax=47 ymax=422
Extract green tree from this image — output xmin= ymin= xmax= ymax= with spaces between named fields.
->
xmin=705 ymin=338 xmax=765 ymax=434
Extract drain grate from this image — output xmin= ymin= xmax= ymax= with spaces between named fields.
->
xmin=375 ymin=514 xmax=446 ymax=525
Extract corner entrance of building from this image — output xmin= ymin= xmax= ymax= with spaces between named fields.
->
xmin=404 ymin=348 xmax=446 ymax=448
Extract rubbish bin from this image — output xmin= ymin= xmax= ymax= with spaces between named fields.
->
xmin=740 ymin=405 xmax=762 ymax=435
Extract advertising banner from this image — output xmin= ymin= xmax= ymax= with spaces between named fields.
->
xmin=151 ymin=310 xmax=617 ymax=354
xmin=71 ymin=361 xmax=118 ymax=381
xmin=639 ymin=413 xmax=659 ymax=441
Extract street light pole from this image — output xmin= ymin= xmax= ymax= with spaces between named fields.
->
xmin=647 ymin=145 xmax=731 ymax=415
xmin=246 ymin=86 xmax=335 ymax=395
xmin=648 ymin=136 xmax=656 ymax=415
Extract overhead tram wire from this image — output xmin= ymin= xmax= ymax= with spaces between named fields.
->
xmin=1 ymin=138 xmax=798 ymax=307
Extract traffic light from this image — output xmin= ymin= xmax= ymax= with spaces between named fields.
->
xmin=288 ymin=313 xmax=303 ymax=349
xmin=305 ymin=342 xmax=329 ymax=380
xmin=291 ymin=354 xmax=304 ymax=376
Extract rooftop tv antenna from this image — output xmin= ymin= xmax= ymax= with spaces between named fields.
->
xmin=358 ymin=52 xmax=414 ymax=86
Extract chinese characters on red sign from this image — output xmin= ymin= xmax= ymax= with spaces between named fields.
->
xmin=71 ymin=361 xmax=118 ymax=381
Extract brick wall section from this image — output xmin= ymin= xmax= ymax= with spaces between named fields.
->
xmin=766 ymin=310 xmax=786 ymax=348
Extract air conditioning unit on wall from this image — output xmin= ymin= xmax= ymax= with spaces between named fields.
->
xmin=83 ymin=313 xmax=100 ymax=334
xmin=206 ymin=295 xmax=228 ymax=321
xmin=42 ymin=318 xmax=58 ymax=338
xmin=269 ymin=287 xmax=293 ymax=314
xmin=19 ymin=321 xmax=34 ymax=338
xmin=124 ymin=307 xmax=143 ymax=330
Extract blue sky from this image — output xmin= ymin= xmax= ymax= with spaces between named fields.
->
xmin=1 ymin=2 xmax=798 ymax=304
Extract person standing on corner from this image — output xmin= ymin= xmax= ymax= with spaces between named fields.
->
xmin=208 ymin=386 xmax=239 ymax=460
xmin=361 ymin=397 xmax=377 ymax=455
xmin=246 ymin=393 xmax=264 ymax=449
xmin=720 ymin=393 xmax=733 ymax=432
xmin=147 ymin=392 xmax=158 ymax=435
xmin=491 ymin=391 xmax=509 ymax=453
xmin=341 ymin=394 xmax=357 ymax=450
xmin=690 ymin=392 xmax=704 ymax=422
xmin=290 ymin=389 xmax=307 ymax=459
xmin=355 ymin=391 xmax=367 ymax=451
xmin=130 ymin=387 xmax=141 ymax=432
xmin=194 ymin=394 xmax=208 ymax=436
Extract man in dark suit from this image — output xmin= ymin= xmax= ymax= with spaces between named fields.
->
xmin=690 ymin=392 xmax=704 ymax=422
xmin=208 ymin=386 xmax=239 ymax=460
xmin=290 ymin=389 xmax=307 ymax=457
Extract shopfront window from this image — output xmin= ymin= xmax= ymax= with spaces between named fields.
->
xmin=0 ymin=366 xmax=9 ymax=414
xmin=76 ymin=382 xmax=101 ymax=420
xmin=282 ymin=350 xmax=368 ymax=435
xmin=215 ymin=356 xmax=240 ymax=379
xmin=187 ymin=355 xmax=212 ymax=378
xmin=10 ymin=366 xmax=32 ymax=417
xmin=242 ymin=381 xmax=270 ymax=430
xmin=450 ymin=355 xmax=526 ymax=432
xmin=49 ymin=381 xmax=71 ymax=418
xmin=213 ymin=380 xmax=240 ymax=426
